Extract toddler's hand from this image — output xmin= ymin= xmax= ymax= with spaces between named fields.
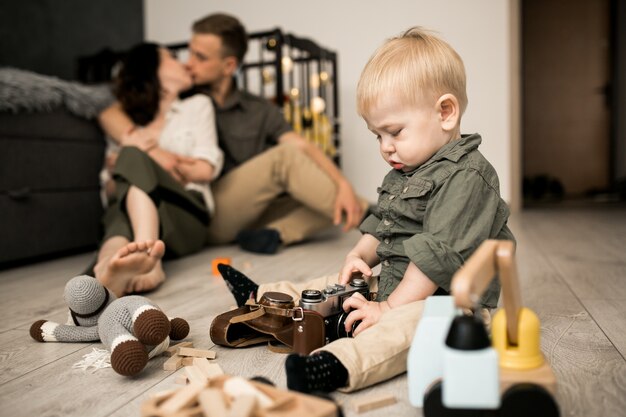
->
xmin=339 ymin=254 xmax=372 ymax=285
xmin=342 ymin=292 xmax=390 ymax=336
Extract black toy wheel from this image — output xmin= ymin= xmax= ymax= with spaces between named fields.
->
xmin=423 ymin=381 xmax=496 ymax=417
xmin=500 ymin=383 xmax=559 ymax=417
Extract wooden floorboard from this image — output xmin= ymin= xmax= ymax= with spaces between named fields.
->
xmin=513 ymin=226 xmax=626 ymax=417
xmin=0 ymin=253 xmax=92 ymax=334
xmin=519 ymin=207 xmax=626 ymax=362
xmin=1 ymin=208 xmax=625 ymax=417
xmin=583 ymin=299 xmax=626 ymax=358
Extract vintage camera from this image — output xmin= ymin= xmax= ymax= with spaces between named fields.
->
xmin=299 ymin=278 xmax=369 ymax=343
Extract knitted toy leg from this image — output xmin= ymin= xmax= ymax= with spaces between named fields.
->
xmin=98 ymin=296 xmax=164 ymax=376
xmin=29 ymin=320 xmax=100 ymax=343
xmin=106 ymin=321 xmax=149 ymax=376
xmin=169 ymin=318 xmax=190 ymax=340
xmin=131 ymin=304 xmax=171 ymax=346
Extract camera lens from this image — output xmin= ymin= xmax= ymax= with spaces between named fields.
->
xmin=336 ymin=311 xmax=361 ymax=338
xmin=301 ymin=289 xmax=323 ymax=302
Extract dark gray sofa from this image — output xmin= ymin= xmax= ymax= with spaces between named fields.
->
xmin=0 ymin=109 xmax=105 ymax=266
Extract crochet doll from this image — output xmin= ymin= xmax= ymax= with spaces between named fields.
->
xmin=30 ymin=275 xmax=189 ymax=376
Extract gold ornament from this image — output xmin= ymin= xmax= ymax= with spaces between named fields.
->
xmin=310 ymin=73 xmax=320 ymax=89
xmin=262 ymin=68 xmax=274 ymax=85
xmin=310 ymin=96 xmax=326 ymax=114
xmin=281 ymin=56 xmax=294 ymax=73
xmin=319 ymin=71 xmax=331 ymax=85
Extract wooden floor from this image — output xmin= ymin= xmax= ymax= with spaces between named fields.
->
xmin=1 ymin=206 xmax=625 ymax=417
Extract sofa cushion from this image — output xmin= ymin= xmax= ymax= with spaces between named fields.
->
xmin=0 ymin=190 xmax=103 ymax=264
xmin=0 ymin=109 xmax=105 ymax=265
xmin=0 ymin=110 xmax=105 ymax=191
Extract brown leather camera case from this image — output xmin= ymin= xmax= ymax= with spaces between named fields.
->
xmin=210 ymin=292 xmax=296 ymax=350
xmin=292 ymin=309 xmax=326 ymax=355
xmin=210 ymin=291 xmax=327 ymax=354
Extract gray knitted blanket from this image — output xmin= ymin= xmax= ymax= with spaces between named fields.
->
xmin=0 ymin=67 xmax=115 ymax=119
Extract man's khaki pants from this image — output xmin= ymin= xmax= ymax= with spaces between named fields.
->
xmin=208 ymin=142 xmax=366 ymax=245
xmin=258 ymin=274 xmax=426 ymax=392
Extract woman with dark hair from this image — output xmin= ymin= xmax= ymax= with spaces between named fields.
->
xmin=95 ymin=43 xmax=222 ymax=297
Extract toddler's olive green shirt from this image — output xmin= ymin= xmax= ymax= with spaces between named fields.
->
xmin=360 ymin=134 xmax=514 ymax=308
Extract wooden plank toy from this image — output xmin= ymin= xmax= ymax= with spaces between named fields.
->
xmin=353 ymin=393 xmax=397 ymax=413
xmin=164 ymin=341 xmax=194 ymax=357
xmin=178 ymin=347 xmax=217 ymax=359
xmin=163 ymin=355 xmax=184 ymax=371
xmin=192 ymin=357 xmax=224 ymax=379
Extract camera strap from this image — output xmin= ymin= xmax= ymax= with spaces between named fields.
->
xmin=210 ymin=300 xmax=297 ymax=351
xmin=243 ymin=299 xmax=299 ymax=318
xmin=229 ymin=306 xmax=266 ymax=323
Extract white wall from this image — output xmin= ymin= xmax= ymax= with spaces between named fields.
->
xmin=145 ymin=0 xmax=514 ymax=203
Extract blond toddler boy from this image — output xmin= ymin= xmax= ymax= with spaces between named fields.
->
xmin=220 ymin=26 xmax=514 ymax=393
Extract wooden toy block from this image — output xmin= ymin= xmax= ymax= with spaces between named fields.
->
xmin=192 ymin=357 xmax=224 ymax=379
xmin=198 ymin=388 xmax=228 ymax=417
xmin=163 ymin=355 xmax=184 ymax=371
xmin=407 ymin=296 xmax=457 ymax=407
xmin=178 ymin=347 xmax=217 ymax=359
xmin=158 ymin=382 xmax=206 ymax=415
xmin=182 ymin=357 xmax=195 ymax=366
xmin=212 ymin=257 xmax=231 ymax=276
xmin=175 ymin=375 xmax=189 ymax=385
xmin=184 ymin=365 xmax=209 ymax=385
xmin=353 ymin=392 xmax=397 ymax=413
xmin=165 ymin=341 xmax=194 ymax=357
xmin=227 ymin=394 xmax=256 ymax=417
xmin=223 ymin=376 xmax=274 ymax=408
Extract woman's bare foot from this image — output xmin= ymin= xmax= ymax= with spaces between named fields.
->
xmin=127 ymin=266 xmax=166 ymax=294
xmin=98 ymin=240 xmax=165 ymax=297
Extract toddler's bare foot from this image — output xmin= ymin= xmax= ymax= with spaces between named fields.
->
xmin=99 ymin=240 xmax=165 ymax=297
